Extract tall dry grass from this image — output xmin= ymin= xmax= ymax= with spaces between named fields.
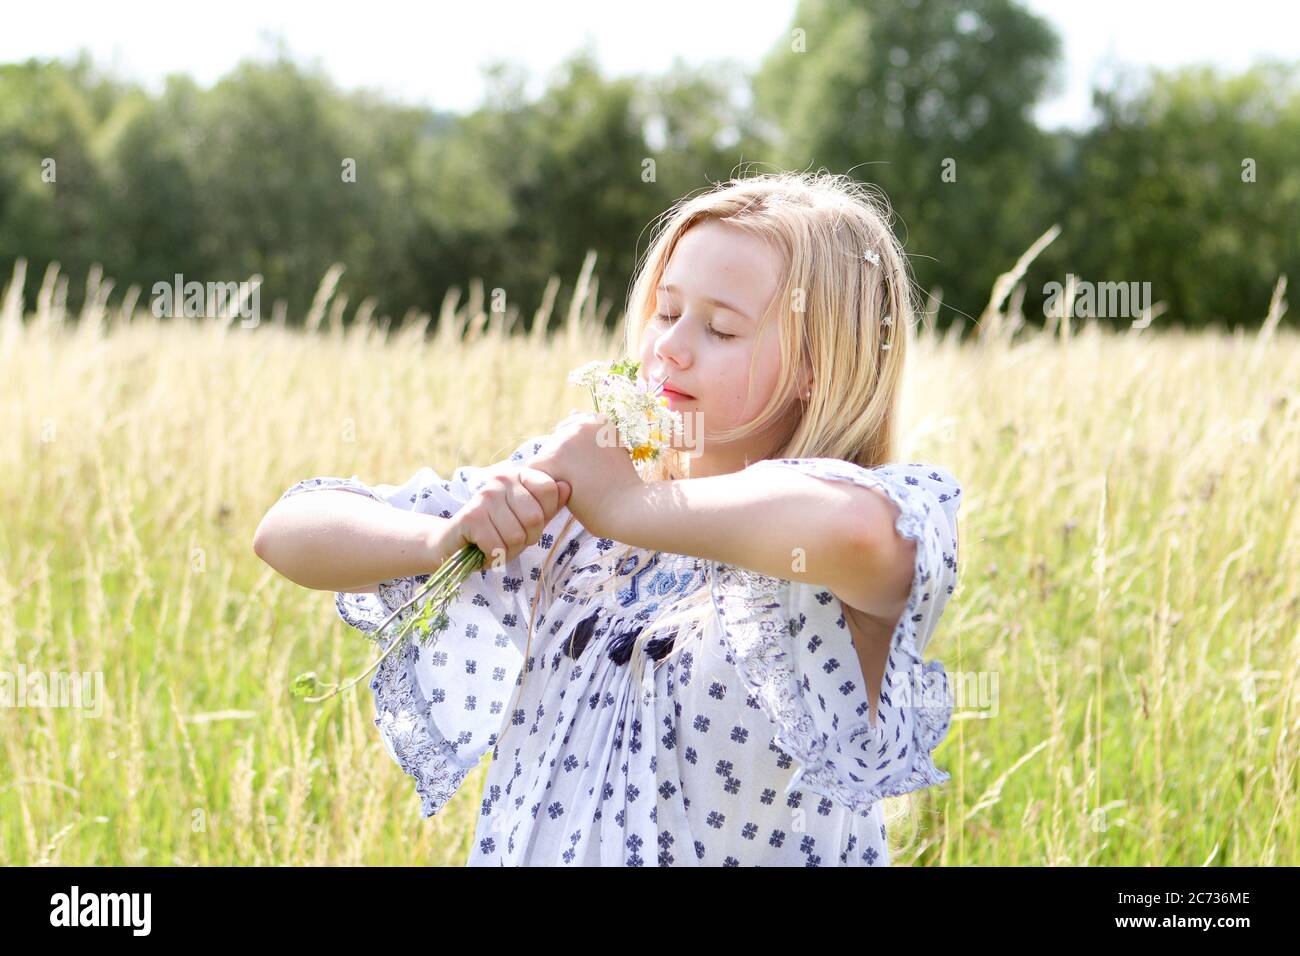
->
xmin=0 ymin=246 xmax=1296 ymax=865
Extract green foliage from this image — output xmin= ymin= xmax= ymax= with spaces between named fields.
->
xmin=0 ymin=7 xmax=1297 ymax=331
xmin=754 ymin=0 xmax=1063 ymax=327
xmin=1033 ymin=60 xmax=1300 ymax=328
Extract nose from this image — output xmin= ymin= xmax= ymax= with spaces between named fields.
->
xmin=651 ymin=317 xmax=692 ymax=372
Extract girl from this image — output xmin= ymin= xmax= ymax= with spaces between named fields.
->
xmin=255 ymin=170 xmax=962 ymax=866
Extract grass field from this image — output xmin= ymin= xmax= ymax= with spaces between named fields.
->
xmin=1 ymin=255 xmax=1296 ymax=866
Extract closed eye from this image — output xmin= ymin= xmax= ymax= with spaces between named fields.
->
xmin=653 ymin=312 xmax=735 ymax=341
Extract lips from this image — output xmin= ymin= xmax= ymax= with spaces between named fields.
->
xmin=652 ymin=375 xmax=694 ymax=399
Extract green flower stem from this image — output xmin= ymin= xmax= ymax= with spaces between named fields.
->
xmin=293 ymin=543 xmax=485 ymax=704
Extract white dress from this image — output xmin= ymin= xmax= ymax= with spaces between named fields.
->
xmin=279 ymin=434 xmax=962 ymax=866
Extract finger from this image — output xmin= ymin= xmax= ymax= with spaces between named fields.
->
xmin=484 ymin=502 xmax=529 ymax=564
xmin=542 ymin=475 xmax=570 ymax=511
xmin=516 ymin=468 xmax=560 ymax=517
xmin=477 ymin=478 xmax=531 ymax=563
xmin=501 ymin=475 xmax=547 ymax=545
xmin=462 ymin=510 xmax=507 ymax=568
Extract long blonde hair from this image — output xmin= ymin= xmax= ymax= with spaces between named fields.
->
xmin=494 ymin=168 xmax=920 ymax=761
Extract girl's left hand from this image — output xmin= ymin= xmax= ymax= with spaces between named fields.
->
xmin=529 ymin=411 xmax=644 ymax=540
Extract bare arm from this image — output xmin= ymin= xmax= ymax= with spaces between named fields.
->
xmin=252 ymin=488 xmax=462 ymax=592
xmin=603 ymin=466 xmax=914 ymax=618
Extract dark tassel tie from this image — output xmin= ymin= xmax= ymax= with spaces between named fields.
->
xmin=564 ymin=608 xmax=601 ymax=659
xmin=607 ymin=623 xmax=680 ymax=665
xmin=644 ymin=627 xmax=678 ymax=662
xmin=606 ymin=625 xmax=644 ymax=665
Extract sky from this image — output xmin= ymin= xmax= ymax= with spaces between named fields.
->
xmin=1 ymin=1 xmax=1296 ymax=130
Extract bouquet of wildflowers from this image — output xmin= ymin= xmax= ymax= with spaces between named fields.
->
xmin=566 ymin=358 xmax=685 ymax=478
xmin=290 ymin=358 xmax=683 ymax=703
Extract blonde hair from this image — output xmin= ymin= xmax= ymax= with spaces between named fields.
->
xmin=494 ymin=168 xmax=919 ymax=776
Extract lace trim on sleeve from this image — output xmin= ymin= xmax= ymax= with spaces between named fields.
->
xmin=704 ymin=460 xmax=956 ymax=815
xmin=369 ymin=639 xmax=474 ymax=818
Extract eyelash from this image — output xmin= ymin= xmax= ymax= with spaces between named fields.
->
xmin=653 ymin=312 xmax=735 ymax=340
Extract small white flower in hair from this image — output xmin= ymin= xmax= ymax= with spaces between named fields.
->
xmin=862 ymin=248 xmax=881 ymax=266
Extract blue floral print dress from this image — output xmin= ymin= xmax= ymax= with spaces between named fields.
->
xmin=278 ymin=434 xmax=962 ymax=866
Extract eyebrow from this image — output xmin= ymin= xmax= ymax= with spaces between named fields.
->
xmin=656 ymin=283 xmax=753 ymax=323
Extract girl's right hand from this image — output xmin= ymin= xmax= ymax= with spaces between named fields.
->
xmin=448 ymin=467 xmax=572 ymax=568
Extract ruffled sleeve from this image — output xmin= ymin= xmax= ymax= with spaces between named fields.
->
xmin=704 ymin=457 xmax=962 ymax=816
xmin=275 ymin=432 xmax=582 ymax=817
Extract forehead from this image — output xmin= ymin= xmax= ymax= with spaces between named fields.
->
xmin=659 ymin=221 xmax=784 ymax=321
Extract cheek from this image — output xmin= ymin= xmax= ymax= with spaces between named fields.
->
xmin=639 ymin=328 xmax=662 ymax=362
xmin=755 ymin=357 xmax=784 ymax=400
xmin=710 ymin=349 xmax=763 ymax=417
xmin=741 ymin=345 xmax=785 ymax=414
xmin=635 ymin=334 xmax=655 ymax=375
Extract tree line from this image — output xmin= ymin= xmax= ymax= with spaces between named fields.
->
xmin=1 ymin=0 xmax=1296 ymax=333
